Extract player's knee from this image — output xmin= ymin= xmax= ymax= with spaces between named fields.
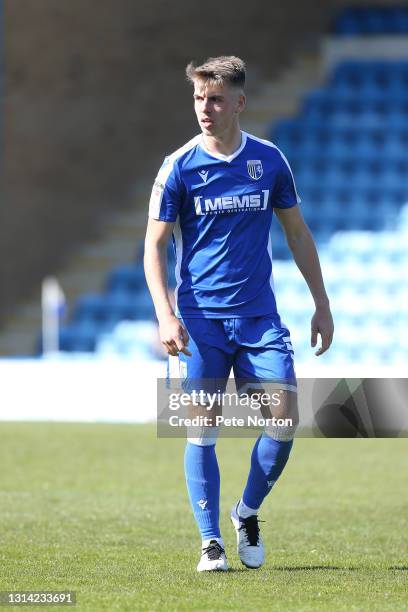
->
xmin=264 ymin=419 xmax=298 ymax=441
xmin=187 ymin=426 xmax=220 ymax=446
xmin=185 ymin=398 xmax=221 ymax=445
xmin=264 ymin=388 xmax=299 ymax=441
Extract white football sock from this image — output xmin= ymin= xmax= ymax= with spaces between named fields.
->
xmin=202 ymin=537 xmax=224 ymax=549
xmin=237 ymin=498 xmax=258 ymax=519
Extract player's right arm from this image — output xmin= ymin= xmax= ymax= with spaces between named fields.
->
xmin=144 ymin=218 xmax=191 ymax=357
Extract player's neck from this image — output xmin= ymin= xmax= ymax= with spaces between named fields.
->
xmin=202 ymin=126 xmax=243 ymax=157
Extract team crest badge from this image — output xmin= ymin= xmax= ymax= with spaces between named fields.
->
xmin=247 ymin=160 xmax=263 ymax=180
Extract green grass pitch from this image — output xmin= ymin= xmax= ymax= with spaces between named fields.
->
xmin=0 ymin=423 xmax=407 ymax=611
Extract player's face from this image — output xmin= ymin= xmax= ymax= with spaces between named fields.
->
xmin=193 ymin=80 xmax=245 ymax=138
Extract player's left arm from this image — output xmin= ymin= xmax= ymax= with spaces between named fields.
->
xmin=274 ymin=204 xmax=334 ymax=356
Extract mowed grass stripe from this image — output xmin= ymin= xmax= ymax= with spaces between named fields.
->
xmin=0 ymin=423 xmax=406 ymax=611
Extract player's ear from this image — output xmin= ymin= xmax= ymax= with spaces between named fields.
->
xmin=236 ymin=93 xmax=246 ymax=113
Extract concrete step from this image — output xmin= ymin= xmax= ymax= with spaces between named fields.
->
xmin=0 ymin=206 xmax=148 ymax=356
xmin=241 ymin=54 xmax=324 ymax=140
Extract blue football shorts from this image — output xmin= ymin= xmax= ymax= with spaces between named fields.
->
xmin=168 ymin=315 xmax=297 ymax=394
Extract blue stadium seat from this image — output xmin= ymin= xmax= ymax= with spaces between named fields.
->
xmin=105 ymin=291 xmax=154 ymax=322
xmin=96 ymin=320 xmax=161 ymax=359
xmin=105 ymin=264 xmax=146 ymax=294
xmin=59 ymin=323 xmax=98 ymax=352
xmin=73 ymin=290 xmax=155 ymax=326
xmin=300 ymin=91 xmax=408 ymax=122
xmin=334 ymin=8 xmax=408 ymax=36
xmin=73 ymin=294 xmax=111 ymax=324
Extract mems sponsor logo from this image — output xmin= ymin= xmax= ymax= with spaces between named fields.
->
xmin=194 ymin=190 xmax=270 ymax=215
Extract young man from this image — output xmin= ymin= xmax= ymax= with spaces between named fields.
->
xmin=144 ymin=56 xmax=333 ymax=572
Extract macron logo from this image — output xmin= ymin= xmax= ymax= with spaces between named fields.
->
xmin=194 ymin=190 xmax=270 ymax=216
xmin=198 ymin=169 xmax=209 ymax=183
xmin=197 ymin=499 xmax=208 ymax=510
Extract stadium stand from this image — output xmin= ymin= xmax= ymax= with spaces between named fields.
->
xmin=37 ymin=6 xmax=408 ymax=367
xmin=273 ymin=209 xmax=408 ymax=365
xmin=270 ymin=59 xmax=408 ymax=257
xmin=269 ymin=47 xmax=408 ymax=365
xmin=334 ymin=6 xmax=408 ymax=36
xmin=35 ymin=244 xmax=175 ymax=356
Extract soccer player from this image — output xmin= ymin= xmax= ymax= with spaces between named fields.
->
xmin=144 ymin=56 xmax=333 ymax=571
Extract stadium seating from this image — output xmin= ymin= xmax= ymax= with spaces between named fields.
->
xmin=58 ymin=323 xmax=99 ymax=353
xmin=333 ymin=7 xmax=408 ymax=36
xmin=96 ymin=320 xmax=162 ymax=359
xmin=105 ymin=265 xmax=147 ymax=294
xmin=274 ymin=216 xmax=408 ymax=365
xmin=39 ymin=10 xmax=408 ymax=366
xmin=270 ymin=57 xmax=408 ymax=246
xmin=36 ymin=242 xmax=178 ymax=355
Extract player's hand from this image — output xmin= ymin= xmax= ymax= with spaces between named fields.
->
xmin=158 ymin=314 xmax=192 ymax=357
xmin=311 ymin=304 xmax=334 ymax=356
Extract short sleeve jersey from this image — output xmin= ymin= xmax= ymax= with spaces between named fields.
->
xmin=148 ymin=131 xmax=300 ymax=318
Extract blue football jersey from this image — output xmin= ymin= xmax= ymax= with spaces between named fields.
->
xmin=148 ymin=131 xmax=300 ymax=318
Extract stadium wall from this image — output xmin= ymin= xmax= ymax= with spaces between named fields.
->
xmin=2 ymin=0 xmax=389 ymax=324
xmin=0 ymin=360 xmax=405 ymax=430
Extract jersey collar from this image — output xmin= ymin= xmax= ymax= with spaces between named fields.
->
xmin=199 ymin=131 xmax=247 ymax=163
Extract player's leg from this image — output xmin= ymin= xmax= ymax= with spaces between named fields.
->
xmin=231 ymin=315 xmax=298 ymax=568
xmin=239 ymin=388 xmax=298 ymax=514
xmin=176 ymin=318 xmax=233 ymax=571
xmin=184 ymin=422 xmax=226 ymax=571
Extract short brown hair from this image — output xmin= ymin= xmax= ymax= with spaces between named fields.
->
xmin=186 ymin=56 xmax=246 ymax=89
